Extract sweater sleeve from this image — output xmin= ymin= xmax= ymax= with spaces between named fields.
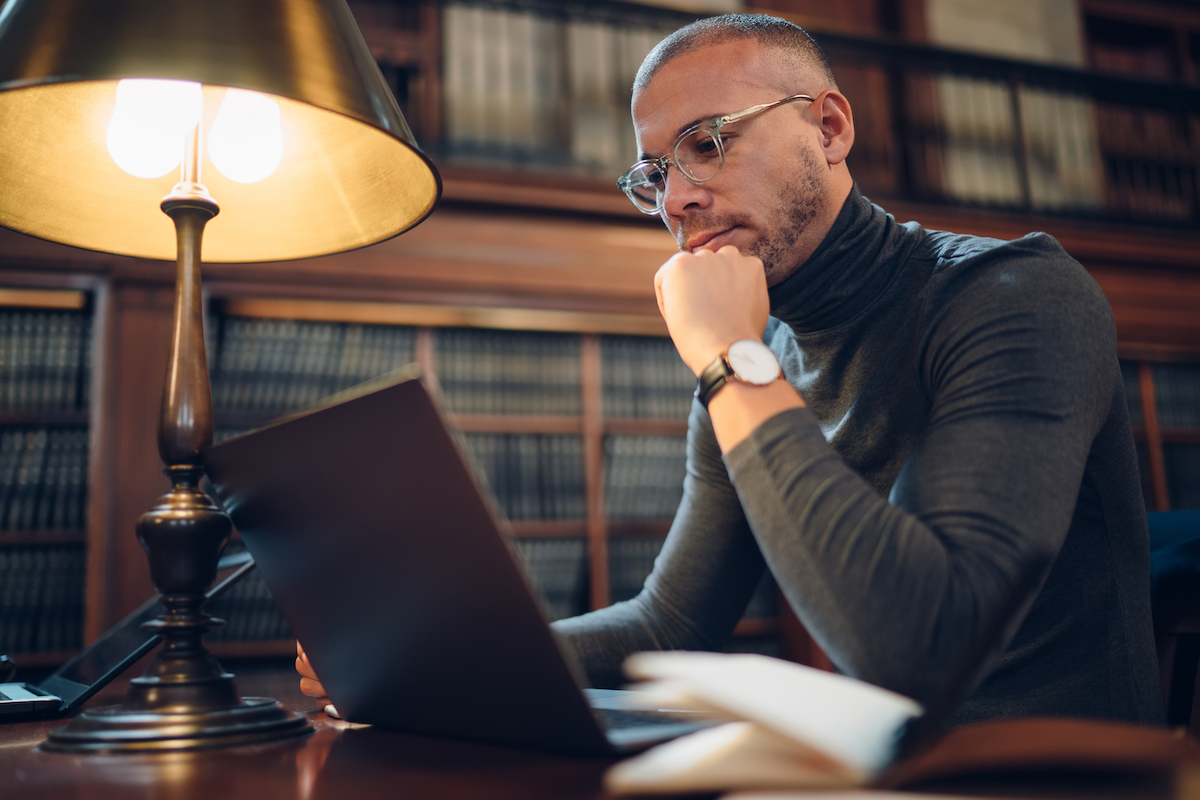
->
xmin=723 ymin=249 xmax=1117 ymax=706
xmin=551 ymin=397 xmax=768 ymax=688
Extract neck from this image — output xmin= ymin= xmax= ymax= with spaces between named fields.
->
xmin=769 ymin=168 xmax=854 ymax=287
xmin=768 ymin=184 xmax=916 ymax=334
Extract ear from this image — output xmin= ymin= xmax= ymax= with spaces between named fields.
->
xmin=815 ymin=89 xmax=854 ymax=166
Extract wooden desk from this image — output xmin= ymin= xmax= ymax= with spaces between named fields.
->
xmin=2 ymin=658 xmax=1197 ymax=800
xmin=0 ymin=659 xmax=614 ymax=799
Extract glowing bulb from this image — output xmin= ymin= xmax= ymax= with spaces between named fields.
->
xmin=208 ymin=89 xmax=283 ymax=184
xmin=106 ymin=79 xmax=203 ymax=179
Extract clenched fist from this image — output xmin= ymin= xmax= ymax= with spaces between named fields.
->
xmin=653 ymin=245 xmax=770 ymax=375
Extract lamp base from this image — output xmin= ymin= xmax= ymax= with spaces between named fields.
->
xmin=42 ymin=696 xmax=310 ymax=754
xmin=42 ymin=624 xmax=311 ymax=753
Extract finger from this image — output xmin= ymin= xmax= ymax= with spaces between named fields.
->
xmin=299 ymin=676 xmax=329 ymax=702
xmin=295 ymin=655 xmax=318 ymax=680
xmin=653 ymin=264 xmax=669 ymax=317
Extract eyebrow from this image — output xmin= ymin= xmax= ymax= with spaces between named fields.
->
xmin=636 ymin=114 xmax=719 ymax=162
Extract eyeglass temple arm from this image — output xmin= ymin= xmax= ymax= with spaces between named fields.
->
xmin=715 ymin=94 xmax=815 ymax=128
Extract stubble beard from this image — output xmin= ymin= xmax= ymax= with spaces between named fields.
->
xmin=675 ymin=147 xmax=824 ymax=286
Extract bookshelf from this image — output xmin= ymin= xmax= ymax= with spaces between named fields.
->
xmin=1120 ymin=351 xmax=1200 ymax=513
xmin=200 ymin=295 xmax=780 ymax=656
xmin=0 ymin=286 xmax=99 ymax=668
xmin=1080 ymin=0 xmax=1200 ymax=223
xmin=0 ymin=0 xmax=1196 ymax=675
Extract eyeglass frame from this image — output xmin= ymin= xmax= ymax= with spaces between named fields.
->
xmin=616 ymin=93 xmax=816 ymax=215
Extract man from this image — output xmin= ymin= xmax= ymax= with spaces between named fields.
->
xmin=300 ymin=14 xmax=1163 ymax=726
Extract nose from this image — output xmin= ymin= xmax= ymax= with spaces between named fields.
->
xmin=660 ymin=165 xmax=711 ymax=221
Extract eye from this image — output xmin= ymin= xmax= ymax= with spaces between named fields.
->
xmin=694 ymin=136 xmax=719 ymax=158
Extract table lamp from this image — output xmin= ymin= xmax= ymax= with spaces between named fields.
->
xmin=0 ymin=0 xmax=441 ymax=751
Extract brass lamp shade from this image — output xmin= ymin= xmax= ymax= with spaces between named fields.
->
xmin=0 ymin=0 xmax=441 ymax=262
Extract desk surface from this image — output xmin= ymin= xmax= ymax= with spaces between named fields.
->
xmin=1 ymin=658 xmax=615 ymax=800
xmin=2 ymin=658 xmax=1197 ymax=800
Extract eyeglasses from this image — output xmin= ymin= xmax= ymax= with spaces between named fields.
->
xmin=617 ymin=94 xmax=815 ymax=215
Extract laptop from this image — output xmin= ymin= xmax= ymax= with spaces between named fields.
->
xmin=202 ymin=366 xmax=708 ymax=756
xmin=0 ymin=550 xmax=256 ymax=721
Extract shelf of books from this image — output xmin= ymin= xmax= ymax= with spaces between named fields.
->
xmin=1120 ymin=354 xmax=1200 ymax=513
xmin=0 ymin=287 xmax=94 ymax=667
xmin=202 ymin=296 xmax=782 ymax=658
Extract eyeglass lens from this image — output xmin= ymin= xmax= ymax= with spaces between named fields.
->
xmin=625 ymin=127 xmax=723 ymax=212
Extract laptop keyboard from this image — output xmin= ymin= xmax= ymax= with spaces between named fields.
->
xmin=595 ymin=706 xmax=704 ymax=731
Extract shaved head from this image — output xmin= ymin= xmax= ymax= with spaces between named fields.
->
xmin=634 ymin=14 xmax=837 ymax=95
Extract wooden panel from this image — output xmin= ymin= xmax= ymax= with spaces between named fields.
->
xmin=101 ymin=282 xmax=175 ymax=628
xmin=748 ymin=0 xmax=889 ymax=35
xmin=201 ymin=208 xmax=677 ymax=314
xmin=0 ymin=410 xmax=88 ymax=426
xmin=606 ymin=521 xmax=673 ymax=538
xmin=220 ymin=297 xmax=668 ymax=337
xmin=603 ymin=419 xmax=689 ymax=437
xmin=581 ymin=335 xmax=609 ymax=610
xmin=0 ymin=530 xmax=87 ymax=545
xmin=450 ymin=414 xmax=583 ymax=435
xmin=0 ymin=287 xmax=86 ymax=309
xmin=1139 ymin=361 xmax=1171 ymax=512
xmin=0 ymin=208 xmax=677 ymax=319
xmin=1088 ymin=265 xmax=1200 ymax=354
xmin=1081 ymin=0 xmax=1200 ymax=32
xmin=507 ymin=520 xmax=587 ymax=538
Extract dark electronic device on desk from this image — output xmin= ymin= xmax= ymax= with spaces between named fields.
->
xmin=203 ymin=365 xmax=710 ymax=757
xmin=0 ymin=551 xmax=256 ymax=721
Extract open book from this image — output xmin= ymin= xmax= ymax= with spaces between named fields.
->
xmin=604 ymin=652 xmax=1200 ymax=795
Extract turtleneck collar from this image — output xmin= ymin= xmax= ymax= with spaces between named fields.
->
xmin=768 ymin=184 xmax=917 ymax=335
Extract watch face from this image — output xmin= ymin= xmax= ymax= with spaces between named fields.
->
xmin=726 ymin=340 xmax=781 ymax=385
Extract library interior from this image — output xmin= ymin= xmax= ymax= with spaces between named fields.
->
xmin=1 ymin=0 xmax=1200 ymax=796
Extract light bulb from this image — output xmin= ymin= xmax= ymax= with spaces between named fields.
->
xmin=208 ymin=89 xmax=283 ymax=184
xmin=106 ymin=79 xmax=203 ymax=179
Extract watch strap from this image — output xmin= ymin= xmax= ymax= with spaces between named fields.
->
xmin=694 ymin=353 xmax=733 ymax=409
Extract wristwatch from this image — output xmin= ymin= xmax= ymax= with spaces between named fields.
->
xmin=694 ymin=339 xmax=782 ymax=409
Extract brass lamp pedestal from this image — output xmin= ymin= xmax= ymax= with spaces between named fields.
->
xmin=44 ymin=139 xmax=310 ymax=753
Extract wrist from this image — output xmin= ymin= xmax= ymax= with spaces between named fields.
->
xmin=694 ymin=339 xmax=782 ymax=409
xmin=683 ymin=331 xmax=760 ymax=377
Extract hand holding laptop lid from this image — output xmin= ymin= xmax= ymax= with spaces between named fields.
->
xmin=296 ymin=642 xmax=328 ymax=707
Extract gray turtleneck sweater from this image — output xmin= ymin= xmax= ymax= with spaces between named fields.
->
xmin=553 ymin=187 xmax=1164 ymax=727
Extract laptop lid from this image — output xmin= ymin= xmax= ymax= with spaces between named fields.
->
xmin=202 ymin=367 xmax=618 ymax=757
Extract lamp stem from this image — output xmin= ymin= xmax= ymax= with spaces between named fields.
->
xmin=159 ymin=197 xmax=215 ymax=463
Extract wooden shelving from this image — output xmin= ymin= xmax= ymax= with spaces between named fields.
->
xmin=1 ymin=0 xmax=1197 ymax=675
xmin=0 ymin=411 xmax=89 ymax=427
xmin=0 ymin=287 xmax=97 ymax=665
xmin=3 ymin=650 xmax=80 ymax=669
xmin=450 ymin=414 xmax=582 ymax=434
xmin=1134 ymin=428 xmax=1200 ymax=444
xmin=508 ymin=520 xmax=587 ymax=538
xmin=204 ymin=309 xmax=774 ymax=651
xmin=0 ymin=530 xmax=87 ymax=546
xmin=1124 ymin=356 xmax=1200 ymax=512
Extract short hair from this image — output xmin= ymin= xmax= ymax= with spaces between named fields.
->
xmin=633 ymin=14 xmax=838 ymax=93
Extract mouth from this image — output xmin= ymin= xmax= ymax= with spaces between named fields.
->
xmin=686 ymin=227 xmax=737 ymax=252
